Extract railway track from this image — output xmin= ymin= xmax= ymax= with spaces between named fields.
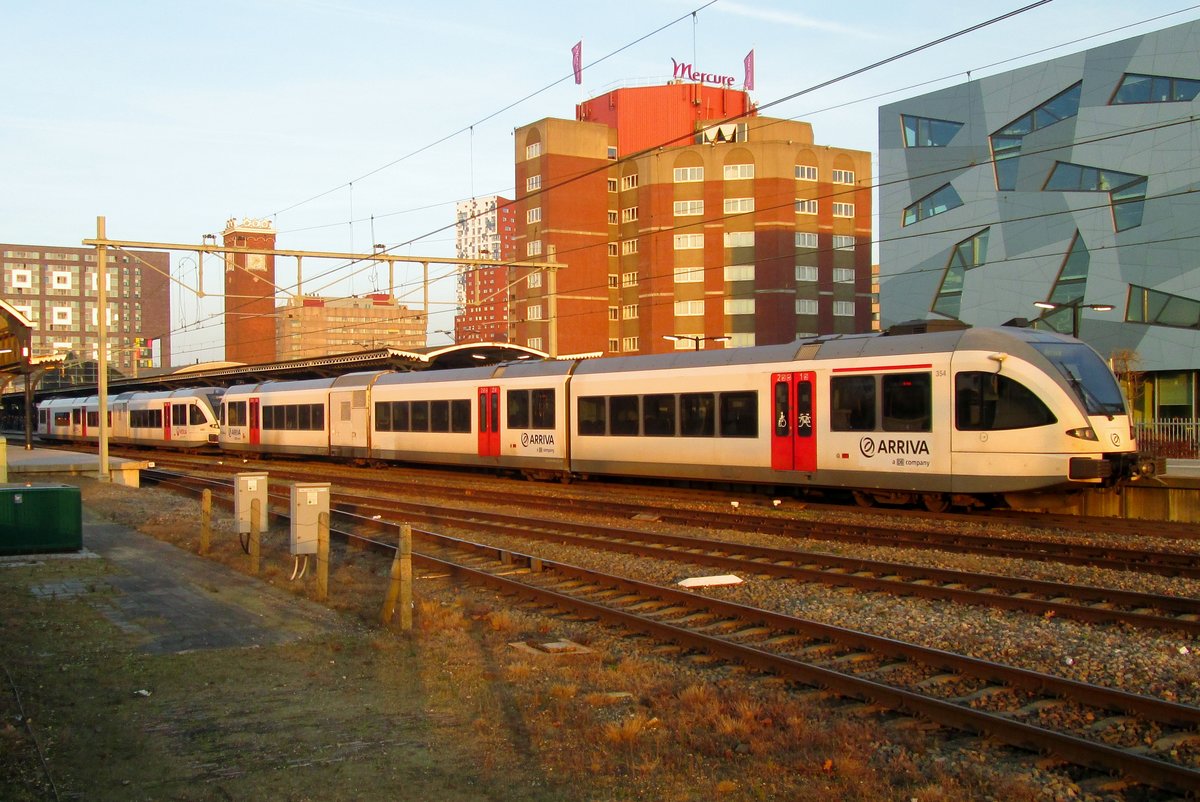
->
xmin=143 ymin=468 xmax=1200 ymax=795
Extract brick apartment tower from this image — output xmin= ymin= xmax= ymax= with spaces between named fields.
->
xmin=511 ymin=83 xmax=872 ymax=356
xmin=454 ymin=196 xmax=516 ymax=342
xmin=222 ymin=218 xmax=277 ymax=364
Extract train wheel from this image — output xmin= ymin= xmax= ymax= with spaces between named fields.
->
xmin=852 ymin=491 xmax=876 ymax=508
xmin=922 ymin=493 xmax=951 ymax=513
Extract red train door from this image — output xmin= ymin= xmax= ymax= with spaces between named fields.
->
xmin=79 ymin=407 xmax=87 ymax=438
xmin=770 ymin=372 xmax=817 ymax=472
xmin=477 ymin=386 xmax=500 ymax=457
xmin=249 ymin=397 xmax=261 ymax=446
xmin=163 ymin=402 xmax=172 ymax=442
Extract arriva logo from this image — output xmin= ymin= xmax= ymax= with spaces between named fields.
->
xmin=1111 ymin=432 xmax=1122 ymax=447
xmin=859 ymin=437 xmax=930 ymax=458
xmin=521 ymin=433 xmax=555 ymax=447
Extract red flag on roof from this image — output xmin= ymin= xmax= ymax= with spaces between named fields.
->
xmin=743 ymin=49 xmax=755 ymax=91
xmin=572 ymin=41 xmax=582 ymax=85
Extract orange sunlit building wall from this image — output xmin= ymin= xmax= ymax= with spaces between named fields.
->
xmin=222 ymin=217 xmax=277 ymax=364
xmin=511 ymin=83 xmax=871 ymax=356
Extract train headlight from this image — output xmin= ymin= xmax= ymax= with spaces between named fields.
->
xmin=1066 ymin=426 xmax=1098 ymax=441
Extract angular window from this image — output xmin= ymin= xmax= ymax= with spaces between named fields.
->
xmin=1112 ymin=73 xmax=1200 ymax=105
xmin=955 ymin=372 xmax=1056 ymax=431
xmin=903 ymin=183 xmax=962 ymax=226
xmin=1044 ymin=162 xmax=1146 ymax=232
xmin=932 ymin=228 xmax=989 ymax=319
xmin=901 ymin=114 xmax=963 ymax=148
xmin=989 ymin=82 xmax=1081 ymax=190
xmin=1127 ymin=285 xmax=1200 ymax=330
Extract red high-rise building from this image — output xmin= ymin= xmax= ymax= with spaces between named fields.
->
xmin=510 ymin=84 xmax=872 ymax=356
xmin=222 ymin=218 xmax=277 ymax=364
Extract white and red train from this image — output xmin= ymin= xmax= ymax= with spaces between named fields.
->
xmin=36 ymin=325 xmax=1138 ymax=509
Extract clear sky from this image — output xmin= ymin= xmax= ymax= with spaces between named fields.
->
xmin=1 ymin=0 xmax=1193 ymax=365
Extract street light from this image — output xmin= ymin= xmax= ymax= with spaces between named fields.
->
xmin=1032 ymin=300 xmax=1114 ymax=338
xmin=663 ymin=334 xmax=731 ymax=351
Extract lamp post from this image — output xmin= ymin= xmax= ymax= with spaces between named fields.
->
xmin=663 ymin=334 xmax=731 ymax=351
xmin=1032 ymin=300 xmax=1114 ymax=338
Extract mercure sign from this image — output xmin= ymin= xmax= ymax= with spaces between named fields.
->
xmin=671 ymin=58 xmax=736 ymax=88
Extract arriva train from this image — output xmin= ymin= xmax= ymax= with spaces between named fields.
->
xmin=36 ymin=325 xmax=1138 ymax=510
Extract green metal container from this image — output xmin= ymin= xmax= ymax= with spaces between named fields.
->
xmin=0 ymin=483 xmax=82 ymax=554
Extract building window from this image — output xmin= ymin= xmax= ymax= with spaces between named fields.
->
xmin=724 ymin=197 xmax=754 ymax=214
xmin=831 ymin=169 xmax=855 ymax=184
xmin=1112 ymin=73 xmax=1200 ymax=104
xmin=622 ymin=304 xmax=638 ymax=319
xmin=607 ymin=178 xmax=618 ymax=192
xmin=608 ymin=338 xmax=619 ymax=352
xmin=833 ymin=268 xmax=855 ymax=284
xmin=902 ymin=114 xmax=963 ymax=148
xmin=724 ymin=298 xmax=754 ymax=315
xmin=796 ymin=265 xmax=818 ymax=282
xmin=608 ymin=242 xmax=618 ymax=256
xmin=525 ymin=142 xmax=542 ymax=159
xmin=622 ymin=272 xmax=638 ymax=287
xmin=608 ymin=210 xmax=618 ymax=224
xmin=673 ymin=200 xmax=704 ymax=216
xmin=51 ymin=271 xmax=72 ymax=290
xmin=724 ymin=264 xmax=754 ymax=281
xmin=1127 ymin=284 xmax=1200 ymax=329
xmin=528 ymin=337 xmax=543 ymax=350
xmin=795 ymin=232 xmax=818 ymax=249
xmin=723 ymin=164 xmax=754 ymax=180
xmin=608 ymin=274 xmax=619 ymax=288
xmin=903 ymin=183 xmax=963 ymax=226
xmin=673 ymin=166 xmax=703 ymax=182
xmin=796 ymin=299 xmax=818 ymax=315
xmin=52 ymin=307 xmax=72 ymax=325
xmin=932 ymin=228 xmax=989 ymax=319
xmin=673 ymin=233 xmax=704 ymax=250
xmin=795 ymin=165 xmax=817 ymax=181
xmin=608 ymin=306 xmax=619 ymax=321
xmin=607 ymin=146 xmax=618 ymax=160
xmin=527 ymin=271 xmax=542 ymax=289
xmin=526 ymin=240 xmax=542 ymax=257
xmin=621 ymin=336 xmax=638 ymax=351
xmin=527 ymin=207 xmax=541 ymax=224
xmin=1044 ymin=161 xmax=1147 ymax=232
xmin=833 ymin=301 xmax=855 ymax=317
xmin=674 ymin=266 xmax=704 ymax=283
xmin=621 ymin=174 xmax=639 ymax=190
xmin=832 ymin=202 xmax=854 ymax=217
xmin=795 ymin=199 xmax=818 ymax=215
xmin=526 ymin=304 xmax=543 ymax=321
xmin=621 ymin=206 xmax=639 ymax=223
xmin=526 ymin=174 xmax=541 ymax=191
xmin=674 ymin=300 xmax=704 ymax=316
xmin=9 ymin=269 xmax=31 ymax=289
xmin=832 ymin=235 xmax=855 ymax=251
xmin=990 ymin=82 xmax=1081 ymax=190
xmin=724 ymin=231 xmax=754 ymax=248
xmin=621 ymin=239 xmax=639 ymax=255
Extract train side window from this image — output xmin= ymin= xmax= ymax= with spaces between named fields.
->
xmin=228 ymin=401 xmax=247 ymax=427
xmin=643 ymin=394 xmax=676 ymax=437
xmin=313 ymin=404 xmax=325 ymax=430
xmin=955 ymin=372 xmax=1057 ymax=431
xmin=451 ymin=399 xmax=471 ymax=433
xmin=375 ymin=401 xmax=392 ymax=431
xmin=831 ymin=376 xmax=876 ymax=431
xmin=87 ymin=411 xmax=99 ymax=427
xmin=54 ymin=412 xmax=70 ymax=426
xmin=507 ymin=390 xmax=530 ymax=429
xmin=72 ymin=409 xmax=81 ymax=425
xmin=430 ymin=400 xmax=450 ymax=433
xmin=681 ymin=393 xmax=715 ymax=437
xmin=882 ymin=373 xmax=932 ymax=432
xmin=610 ymin=395 xmax=640 ymax=436
xmin=719 ymin=391 xmax=758 ymax=438
xmin=394 ymin=401 xmax=410 ymax=431
xmin=410 ymin=401 xmax=430 ymax=432
xmin=531 ymin=389 xmax=555 ymax=429
xmin=297 ymin=404 xmax=312 ymax=430
xmin=285 ymin=405 xmax=298 ymax=431
xmin=578 ymin=396 xmax=607 ymax=436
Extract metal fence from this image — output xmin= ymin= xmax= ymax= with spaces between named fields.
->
xmin=1134 ymin=419 xmax=1200 ymax=459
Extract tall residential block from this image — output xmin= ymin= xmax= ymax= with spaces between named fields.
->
xmin=510 ymin=83 xmax=872 ymax=356
xmin=0 ymin=242 xmax=170 ymax=375
xmin=454 ymin=196 xmax=515 ymax=342
xmin=878 ymin=18 xmax=1200 ymax=421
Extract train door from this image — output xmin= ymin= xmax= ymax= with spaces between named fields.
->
xmin=770 ymin=372 xmax=817 ymax=472
xmin=248 ymin=397 xmax=261 ymax=446
xmin=163 ymin=402 xmax=172 ymax=442
xmin=477 ymin=386 xmax=500 ymax=457
xmin=329 ymin=389 xmax=368 ymax=455
xmin=77 ymin=406 xmax=87 ymax=438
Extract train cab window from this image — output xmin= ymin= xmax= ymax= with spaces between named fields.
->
xmin=882 ymin=373 xmax=932 ymax=432
xmin=190 ymin=404 xmax=207 ymax=426
xmin=955 ymin=372 xmax=1057 ymax=431
xmin=681 ymin=393 xmax=716 ymax=437
xmin=831 ymin=376 xmax=876 ymax=431
xmin=719 ymin=392 xmax=758 ymax=438
xmin=610 ymin=395 xmax=640 ymax=436
xmin=228 ymin=401 xmax=247 ymax=427
xmin=577 ymin=397 xmax=607 ymax=436
xmin=643 ymin=394 xmax=676 ymax=437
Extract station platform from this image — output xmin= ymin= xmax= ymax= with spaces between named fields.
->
xmin=4 ymin=443 xmax=149 ymax=487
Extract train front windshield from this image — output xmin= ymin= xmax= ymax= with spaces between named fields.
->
xmin=1031 ymin=342 xmax=1126 ymax=417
